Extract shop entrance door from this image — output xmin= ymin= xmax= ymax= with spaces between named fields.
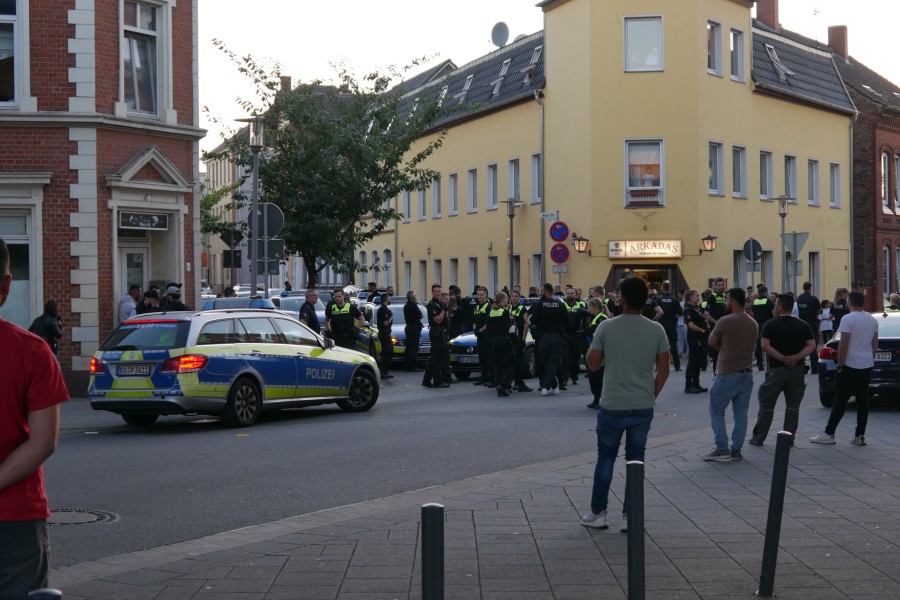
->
xmin=120 ymin=248 xmax=149 ymax=292
xmin=613 ymin=265 xmax=675 ymax=291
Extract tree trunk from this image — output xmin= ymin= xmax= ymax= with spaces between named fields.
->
xmin=302 ymin=253 xmax=318 ymax=289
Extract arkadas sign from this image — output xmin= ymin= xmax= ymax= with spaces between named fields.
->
xmin=608 ymin=240 xmax=681 ymax=259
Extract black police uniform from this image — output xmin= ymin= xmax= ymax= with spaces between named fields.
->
xmin=528 ymin=296 xmax=568 ymax=392
xmin=403 ymin=300 xmax=423 ymax=371
xmin=376 ymin=301 xmax=394 ymax=378
xmin=706 ymin=292 xmax=727 ymax=373
xmin=299 ymin=300 xmax=321 ymax=334
xmin=473 ymin=300 xmax=494 ymax=385
xmin=750 ymin=297 xmax=775 ymax=370
xmin=563 ymin=299 xmax=587 ymax=386
xmin=684 ymin=303 xmax=708 ymax=393
xmin=831 ymin=296 xmax=849 ymax=329
xmin=641 ymin=297 xmax=659 ymax=320
xmin=327 ymin=301 xmax=361 ymax=350
xmin=509 ymin=303 xmax=532 ymax=392
xmin=586 ymin=311 xmax=607 ymax=408
xmin=487 ymin=305 xmax=515 ymax=396
xmin=657 ymin=292 xmax=684 ymax=371
xmin=795 ymin=291 xmax=821 ymax=373
xmin=424 ymin=298 xmax=450 ymax=388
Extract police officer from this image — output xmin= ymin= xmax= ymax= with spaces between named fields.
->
xmin=563 ymin=287 xmax=587 ymax=387
xmin=472 ymin=287 xmax=494 ymax=386
xmin=375 ymin=293 xmax=394 ymax=379
xmin=706 ymin=278 xmax=728 ymax=374
xmin=448 ymin=285 xmax=467 ymax=339
xmin=684 ymin=289 xmax=709 ymax=393
xmin=461 ymin=285 xmax=480 ymax=334
xmin=585 ymin=297 xmax=608 ymax=409
xmin=656 ymin=282 xmax=684 ymax=372
xmin=423 ymin=283 xmax=451 ymax=389
xmin=642 ymin=288 xmax=663 ymax=320
xmin=325 ymin=290 xmax=364 ymax=350
xmin=795 ymin=281 xmax=821 ymax=374
xmin=750 ymin=286 xmax=775 ymax=371
xmin=528 ymin=283 xmax=568 ymax=396
xmin=509 ymin=289 xmax=533 ymax=393
xmin=487 ymin=291 xmax=516 ymax=396
xmin=403 ymin=290 xmax=423 ymax=371
xmin=298 ymin=289 xmax=321 ymax=334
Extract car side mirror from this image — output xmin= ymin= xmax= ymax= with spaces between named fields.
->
xmin=323 ymin=338 xmax=335 ymax=349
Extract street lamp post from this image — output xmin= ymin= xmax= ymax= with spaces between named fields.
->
xmin=237 ymin=114 xmax=265 ymax=297
xmin=504 ymin=198 xmax=518 ymax=291
xmin=778 ymin=196 xmax=789 ymax=293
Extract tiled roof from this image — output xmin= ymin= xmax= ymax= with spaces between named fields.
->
xmin=833 ymin=57 xmax=900 ymax=114
xmin=391 ymin=60 xmax=458 ymax=96
xmin=751 ymin=23 xmax=855 ymax=115
xmin=397 ymin=32 xmax=546 ymax=128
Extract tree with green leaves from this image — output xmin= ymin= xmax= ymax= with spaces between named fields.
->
xmin=208 ymin=43 xmax=447 ymax=288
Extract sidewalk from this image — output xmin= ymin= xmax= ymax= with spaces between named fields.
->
xmin=51 ymin=406 xmax=900 ymax=600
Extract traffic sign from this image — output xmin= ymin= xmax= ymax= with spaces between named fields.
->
xmin=549 ymin=221 xmax=569 ymax=242
xmin=219 ymin=230 xmax=244 ymax=247
xmin=552 ymin=264 xmax=568 ymax=274
xmin=540 ymin=211 xmax=559 ymax=221
xmin=550 ymin=243 xmax=570 ymax=264
xmin=256 ymin=239 xmax=285 ymax=260
xmin=223 ymin=249 xmax=241 ymax=268
xmin=743 ymin=238 xmax=762 ymax=263
xmin=258 ymin=202 xmax=285 ymax=238
xmin=782 ymin=232 xmax=808 ymax=256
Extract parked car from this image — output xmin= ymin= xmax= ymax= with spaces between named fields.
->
xmin=200 ymin=279 xmax=212 ymax=295
xmin=201 ymin=297 xmax=276 ymax=311
xmin=274 ymin=295 xmax=327 ymax=325
xmin=356 ymin=302 xmax=431 ymax=362
xmin=88 ymin=309 xmax=380 ymax=427
xmin=448 ymin=330 xmax=537 ymax=380
xmin=818 ymin=311 xmax=900 ymax=406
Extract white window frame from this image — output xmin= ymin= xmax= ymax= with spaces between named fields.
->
xmin=117 ymin=0 xmax=177 ymax=123
xmin=531 ymin=253 xmax=543 ymax=289
xmin=732 ymin=145 xmax=747 ymax=198
xmin=417 ymin=187 xmax=426 ymax=221
xmin=829 ymin=163 xmax=841 ymax=208
xmin=486 ymin=163 xmax=498 ymax=210
xmin=418 ymin=260 xmax=427 ymax=298
xmin=0 ymin=0 xmax=35 ymax=111
xmin=707 ymin=21 xmax=722 ymax=76
xmin=895 ymin=248 xmax=900 ymax=297
xmin=895 ymin=155 xmax=900 ymax=211
xmin=401 ymin=190 xmax=411 ymax=223
xmin=432 ymin=259 xmax=442 ymax=285
xmin=431 ymin=176 xmax=441 ymax=219
xmin=807 ymin=159 xmax=820 ymax=206
xmin=0 ymin=175 xmax=48 ymax=329
xmin=760 ymin=150 xmax=774 ymax=200
xmin=448 ymin=173 xmax=458 ymax=216
xmin=508 ymin=159 xmax=520 ymax=203
xmin=709 ymin=141 xmax=724 ymax=195
xmin=468 ymin=257 xmax=478 ymax=292
xmin=487 ymin=256 xmax=499 ymax=296
xmin=449 ymin=258 xmax=458 ymax=286
xmin=624 ymin=16 xmax=664 ymax=72
xmin=625 ymin=139 xmax=665 ymax=207
xmin=403 ymin=261 xmax=412 ymax=293
xmin=383 ymin=249 xmax=392 ymax=288
xmin=359 ymin=251 xmax=368 ymax=286
xmin=467 ymin=168 xmax=478 ymax=213
xmin=530 ymin=153 xmax=542 ymax=204
xmin=730 ymin=28 xmax=745 ymax=82
xmin=884 ymin=246 xmax=891 ymax=298
xmin=370 ymin=250 xmax=379 ymax=287
xmin=882 ymin=151 xmax=891 ymax=207
xmin=784 ymin=155 xmax=797 ymax=200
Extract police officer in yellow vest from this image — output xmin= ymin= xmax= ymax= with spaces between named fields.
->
xmin=563 ymin=287 xmax=588 ymax=388
xmin=325 ymin=290 xmax=364 ymax=350
xmin=487 ymin=292 xmax=516 ymax=396
xmin=472 ymin=287 xmax=494 ymax=386
xmin=509 ymin=289 xmax=533 ymax=393
xmin=585 ymin=298 xmax=608 ymax=409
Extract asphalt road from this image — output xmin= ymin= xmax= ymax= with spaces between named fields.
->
xmin=45 ymin=364 xmax=824 ymax=568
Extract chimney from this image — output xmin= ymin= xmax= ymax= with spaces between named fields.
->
xmin=828 ymin=25 xmax=848 ymax=59
xmin=280 ymin=76 xmax=292 ymax=92
xmin=757 ymin=0 xmax=780 ymax=31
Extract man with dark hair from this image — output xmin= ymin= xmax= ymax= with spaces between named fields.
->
xmin=375 ymin=293 xmax=394 ymax=380
xmin=403 ymin=290 xmax=423 ymax=371
xmin=423 ymin=284 xmax=451 ymax=389
xmin=472 ymin=287 xmax=494 ymax=386
xmin=795 ymin=281 xmax=821 ymax=374
xmin=811 ymin=291 xmax=878 ymax=446
xmin=528 ymin=283 xmax=568 ymax=396
xmin=0 ymin=238 xmax=70 ymax=597
xmin=118 ymin=283 xmax=142 ymax=322
xmin=581 ymin=276 xmax=669 ymax=532
xmin=163 ymin=284 xmax=191 ymax=311
xmin=749 ymin=294 xmax=815 ymax=445
xmin=657 ymin=282 xmax=683 ymax=372
xmin=223 ymin=286 xmax=237 ymax=298
xmin=703 ymin=287 xmax=758 ymax=461
xmin=136 ymin=289 xmax=162 ymax=314
xmin=706 ymin=277 xmax=728 ymax=374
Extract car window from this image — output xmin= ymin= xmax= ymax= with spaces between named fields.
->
xmin=878 ymin=317 xmax=900 ymax=337
xmin=100 ymin=320 xmax=190 ymax=350
xmin=196 ymin=319 xmax=235 ymax=345
xmin=238 ymin=318 xmax=284 ymax=344
xmin=279 ymin=297 xmax=326 ymax=313
xmin=272 ymin=317 xmax=319 ymax=347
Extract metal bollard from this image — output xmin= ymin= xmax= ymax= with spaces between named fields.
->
xmin=28 ymin=590 xmax=63 ymax=599
xmin=421 ymin=503 xmax=444 ymax=600
xmin=757 ymin=431 xmax=793 ymax=598
xmin=626 ymin=460 xmax=645 ymax=600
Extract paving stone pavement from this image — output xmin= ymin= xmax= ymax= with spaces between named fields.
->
xmin=50 ymin=405 xmax=900 ymax=600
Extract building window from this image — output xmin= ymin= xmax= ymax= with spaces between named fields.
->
xmin=402 ymin=190 xmax=411 ymax=222
xmin=487 ymin=256 xmax=499 ymax=296
xmin=896 ymin=155 xmax=900 ymax=210
xmin=467 ymin=168 xmax=478 ymax=212
xmin=0 ymin=213 xmax=34 ymax=328
xmin=359 ymin=251 xmax=368 ymax=286
xmin=807 ymin=159 xmax=819 ymax=206
xmin=448 ymin=173 xmax=458 ymax=215
xmin=468 ymin=257 xmax=478 ymax=292
xmin=0 ymin=3 xmax=16 ymax=103
xmin=624 ymin=16 xmax=663 ymax=72
xmin=486 ymin=164 xmax=498 ymax=210
xmin=531 ymin=153 xmax=542 ymax=204
xmin=732 ymin=146 xmax=747 ymax=197
xmin=370 ymin=250 xmax=379 ymax=286
xmin=123 ymin=1 xmax=159 ymax=115
xmin=432 ymin=177 xmax=441 ymax=218
xmin=829 ymin=163 xmax=840 ymax=207
xmin=626 ymin=140 xmax=664 ymax=207
xmin=449 ymin=258 xmax=458 ymax=285
xmin=882 ymin=151 xmax=891 ymax=207
xmin=432 ymin=259 xmax=442 ymax=285
xmin=508 ymin=159 xmax=520 ymax=203
xmin=884 ymin=246 xmax=891 ymax=298
xmin=707 ymin=21 xmax=722 ymax=75
xmin=730 ymin=28 xmax=744 ymax=82
xmin=383 ymin=249 xmax=392 ymax=287
xmin=403 ymin=261 xmax=411 ymax=292
xmin=709 ymin=142 xmax=724 ymax=195
xmin=760 ymin=150 xmax=773 ymax=199
xmin=531 ymin=253 xmax=542 ymax=289
xmin=417 ymin=187 xmax=426 ymax=220
xmin=784 ymin=155 xmax=797 ymax=200
xmin=896 ymin=248 xmax=900 ymax=296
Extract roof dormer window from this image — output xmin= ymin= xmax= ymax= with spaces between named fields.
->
xmin=765 ymin=44 xmax=794 ymax=82
xmin=454 ymin=74 xmax=474 ymax=104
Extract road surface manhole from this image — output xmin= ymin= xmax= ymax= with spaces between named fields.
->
xmin=48 ymin=508 xmax=119 ymax=526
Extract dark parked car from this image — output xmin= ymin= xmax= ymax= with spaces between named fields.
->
xmin=818 ymin=311 xmax=900 ymax=406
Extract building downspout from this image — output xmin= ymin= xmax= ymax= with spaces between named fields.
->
xmin=849 ymin=111 xmax=857 ymax=290
xmin=394 ymin=196 xmax=400 ymax=293
xmin=534 ymin=89 xmax=546 ymax=284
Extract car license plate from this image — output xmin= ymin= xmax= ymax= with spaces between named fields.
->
xmin=420 ymin=347 xmax=430 ymax=354
xmin=118 ymin=364 xmax=151 ymax=376
xmin=876 ymin=351 xmax=893 ymax=362
xmin=458 ymin=355 xmax=479 ymax=364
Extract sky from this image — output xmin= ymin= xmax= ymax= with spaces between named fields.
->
xmin=197 ymin=0 xmax=900 ymax=155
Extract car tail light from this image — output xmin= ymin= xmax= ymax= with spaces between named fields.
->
xmin=89 ymin=357 xmax=103 ymax=375
xmin=161 ymin=354 xmax=208 ymax=374
xmin=819 ymin=346 xmax=837 ymax=361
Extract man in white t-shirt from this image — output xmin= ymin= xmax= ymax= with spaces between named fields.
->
xmin=810 ymin=291 xmax=878 ymax=446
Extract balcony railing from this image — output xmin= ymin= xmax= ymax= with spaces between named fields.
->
xmin=626 ymin=188 xmax=665 ymax=208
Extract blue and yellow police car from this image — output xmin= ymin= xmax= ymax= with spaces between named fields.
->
xmin=88 ymin=309 xmax=380 ymax=428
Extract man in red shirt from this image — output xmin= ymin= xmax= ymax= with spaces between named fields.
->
xmin=0 ymin=238 xmax=70 ymax=597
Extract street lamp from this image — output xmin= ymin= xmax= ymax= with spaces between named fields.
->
xmin=778 ymin=195 xmax=789 ymax=293
xmin=236 ymin=113 xmax=266 ymax=297
xmin=699 ymin=234 xmax=718 ymax=254
xmin=573 ymin=234 xmax=590 ymax=254
xmin=503 ymin=198 xmax=520 ymax=290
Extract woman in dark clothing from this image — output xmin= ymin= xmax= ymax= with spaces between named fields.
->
xmin=29 ymin=300 xmax=63 ymax=356
xmin=487 ymin=292 xmax=516 ymax=397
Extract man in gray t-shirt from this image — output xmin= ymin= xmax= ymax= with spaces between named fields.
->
xmin=580 ymin=277 xmax=669 ymax=532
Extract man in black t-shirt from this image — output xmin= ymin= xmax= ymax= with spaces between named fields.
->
xmin=375 ymin=293 xmax=394 ymax=379
xmin=642 ymin=289 xmax=663 ymax=320
xmin=657 ymin=282 xmax=684 ymax=371
xmin=403 ymin=291 xmax=423 ymax=371
xmin=749 ymin=294 xmax=816 ymax=445
xmin=795 ymin=281 xmax=821 ymax=374
xmin=423 ymin=283 xmax=451 ymax=389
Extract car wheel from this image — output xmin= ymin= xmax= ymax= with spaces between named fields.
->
xmin=453 ymin=370 xmax=471 ymax=380
xmin=521 ymin=346 xmax=536 ymax=379
xmin=122 ymin=414 xmax=158 ymax=427
xmin=338 ymin=369 xmax=379 ymax=412
xmin=819 ymin=390 xmax=834 ymax=408
xmin=222 ymin=377 xmax=262 ymax=427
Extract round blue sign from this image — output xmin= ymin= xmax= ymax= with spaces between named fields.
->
xmin=550 ymin=243 xmax=570 ymax=264
xmin=549 ymin=221 xmax=569 ymax=242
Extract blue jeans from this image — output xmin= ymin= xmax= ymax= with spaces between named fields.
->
xmin=591 ymin=407 xmax=654 ymax=515
xmin=709 ymin=371 xmax=754 ymax=451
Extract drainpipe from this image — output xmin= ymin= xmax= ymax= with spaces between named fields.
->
xmin=394 ymin=195 xmax=400 ymax=293
xmin=534 ymin=89 xmax=546 ymax=284
xmin=848 ymin=111 xmax=857 ymax=291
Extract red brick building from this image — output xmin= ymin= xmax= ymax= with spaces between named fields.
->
xmin=0 ymin=0 xmax=203 ymax=387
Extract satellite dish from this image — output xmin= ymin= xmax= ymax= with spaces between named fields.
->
xmin=491 ymin=22 xmax=510 ymax=48
xmin=513 ymin=34 xmax=527 ymax=43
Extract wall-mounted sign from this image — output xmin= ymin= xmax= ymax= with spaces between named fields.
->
xmin=120 ymin=212 xmax=169 ymax=231
xmin=608 ymin=240 xmax=681 ymax=259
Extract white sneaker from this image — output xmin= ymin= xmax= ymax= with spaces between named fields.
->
xmin=620 ymin=513 xmax=628 ymax=533
xmin=549 ymin=387 xmax=559 ymax=396
xmin=850 ymin=435 xmax=866 ymax=446
xmin=810 ymin=432 xmax=836 ymax=444
xmin=580 ymin=510 xmax=609 ymax=529
xmin=540 ymin=388 xmax=549 ymax=397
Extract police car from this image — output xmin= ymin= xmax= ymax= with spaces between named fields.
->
xmin=88 ymin=309 xmax=380 ymax=428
